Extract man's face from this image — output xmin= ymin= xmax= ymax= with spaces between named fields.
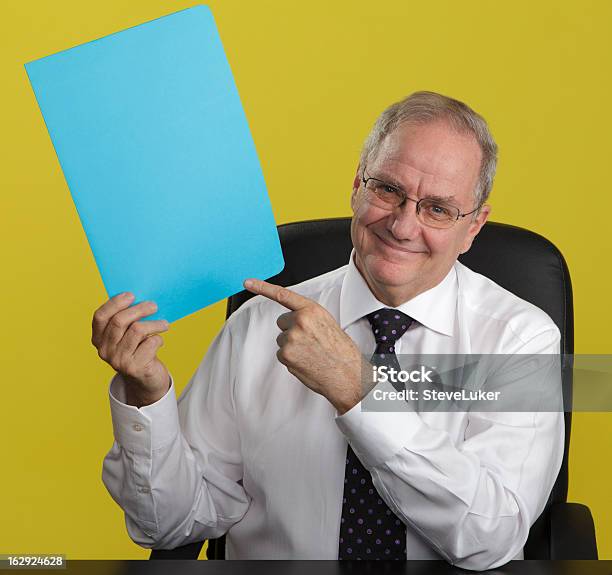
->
xmin=350 ymin=120 xmax=490 ymax=306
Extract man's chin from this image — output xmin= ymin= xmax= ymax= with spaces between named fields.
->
xmin=364 ymin=254 xmax=420 ymax=286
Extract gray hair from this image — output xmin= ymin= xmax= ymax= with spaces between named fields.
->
xmin=359 ymin=91 xmax=498 ymax=208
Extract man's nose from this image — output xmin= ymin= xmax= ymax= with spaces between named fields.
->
xmin=388 ymin=201 xmax=422 ymax=240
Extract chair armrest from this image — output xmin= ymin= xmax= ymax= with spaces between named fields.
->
xmin=550 ymin=502 xmax=598 ymax=559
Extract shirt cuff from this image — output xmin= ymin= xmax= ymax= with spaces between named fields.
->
xmin=108 ymin=372 xmax=179 ymax=455
xmin=335 ymin=384 xmax=423 ymax=469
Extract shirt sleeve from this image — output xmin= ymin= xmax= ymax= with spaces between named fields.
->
xmin=334 ymin=326 xmax=564 ymax=571
xmin=101 ymin=319 xmax=250 ymax=549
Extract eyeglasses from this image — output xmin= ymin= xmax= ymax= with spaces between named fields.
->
xmin=361 ymin=169 xmax=482 ymax=229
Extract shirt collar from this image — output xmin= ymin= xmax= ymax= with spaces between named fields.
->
xmin=339 ymin=249 xmax=457 ymax=336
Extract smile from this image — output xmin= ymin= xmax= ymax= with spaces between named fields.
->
xmin=374 ymin=232 xmax=426 ymax=255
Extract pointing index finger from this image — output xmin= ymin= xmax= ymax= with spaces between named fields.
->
xmin=243 ymin=279 xmax=312 ymax=311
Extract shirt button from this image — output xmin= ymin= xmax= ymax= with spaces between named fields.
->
xmin=132 ymin=423 xmax=144 ymax=432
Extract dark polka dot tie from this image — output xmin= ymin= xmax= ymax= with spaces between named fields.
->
xmin=338 ymin=308 xmax=414 ymax=560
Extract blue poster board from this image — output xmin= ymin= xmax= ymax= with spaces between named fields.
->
xmin=25 ymin=5 xmax=284 ymax=323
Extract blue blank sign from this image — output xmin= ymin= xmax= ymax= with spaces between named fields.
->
xmin=25 ymin=5 xmax=284 ymax=323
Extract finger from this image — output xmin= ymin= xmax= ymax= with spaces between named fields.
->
xmin=276 ymin=347 xmax=288 ymax=366
xmin=276 ymin=311 xmax=294 ymax=331
xmin=92 ymin=292 xmax=135 ymax=347
xmin=243 ymin=279 xmax=312 ymax=311
xmin=118 ymin=319 xmax=170 ymax=359
xmin=132 ymin=334 xmax=164 ymax=368
xmin=101 ymin=300 xmax=159 ymax=353
xmin=276 ymin=330 xmax=290 ymax=348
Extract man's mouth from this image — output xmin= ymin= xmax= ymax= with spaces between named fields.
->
xmin=374 ymin=232 xmax=426 ymax=255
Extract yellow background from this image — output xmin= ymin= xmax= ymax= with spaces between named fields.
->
xmin=1 ymin=0 xmax=610 ymax=560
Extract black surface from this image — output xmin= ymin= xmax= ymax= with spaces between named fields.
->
xmin=18 ymin=560 xmax=612 ymax=575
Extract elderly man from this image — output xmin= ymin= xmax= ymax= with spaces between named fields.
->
xmin=96 ymin=91 xmax=563 ymax=570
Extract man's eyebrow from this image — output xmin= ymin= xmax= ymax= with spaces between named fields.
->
xmin=370 ymin=171 xmax=405 ymax=190
xmin=371 ymin=172 xmax=458 ymax=202
xmin=425 ymin=193 xmax=457 ymax=203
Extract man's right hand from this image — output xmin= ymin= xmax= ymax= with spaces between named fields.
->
xmin=92 ymin=292 xmax=171 ymax=407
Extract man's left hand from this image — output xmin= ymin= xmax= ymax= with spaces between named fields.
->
xmin=244 ymin=278 xmax=364 ymax=414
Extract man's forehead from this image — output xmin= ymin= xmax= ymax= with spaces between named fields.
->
xmin=372 ymin=121 xmax=482 ymax=193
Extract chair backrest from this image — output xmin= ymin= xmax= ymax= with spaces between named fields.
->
xmin=153 ymin=217 xmax=574 ymax=560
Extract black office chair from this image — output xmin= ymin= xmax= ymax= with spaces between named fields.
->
xmin=151 ymin=217 xmax=598 ymax=561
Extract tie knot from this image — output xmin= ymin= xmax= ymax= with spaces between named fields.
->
xmin=366 ymin=308 xmax=413 ymax=346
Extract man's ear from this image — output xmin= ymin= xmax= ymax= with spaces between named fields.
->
xmin=350 ymin=168 xmax=361 ymax=211
xmin=460 ymin=205 xmax=491 ymax=255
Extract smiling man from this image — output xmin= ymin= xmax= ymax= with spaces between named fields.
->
xmin=99 ymin=91 xmax=563 ymax=570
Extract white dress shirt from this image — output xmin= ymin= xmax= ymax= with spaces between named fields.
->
xmin=102 ymin=250 xmax=564 ymax=570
